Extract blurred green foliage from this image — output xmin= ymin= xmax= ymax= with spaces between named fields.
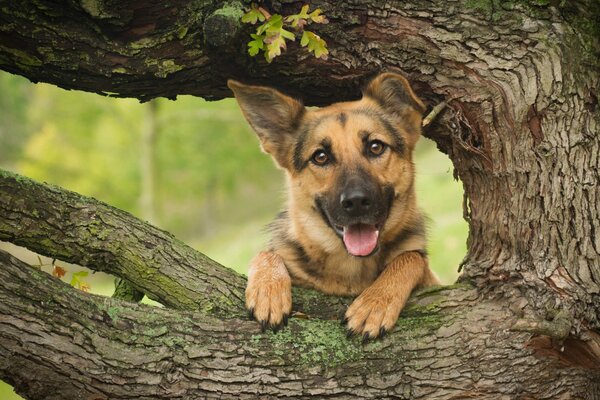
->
xmin=0 ymin=71 xmax=467 ymax=399
xmin=0 ymin=73 xmax=31 ymax=164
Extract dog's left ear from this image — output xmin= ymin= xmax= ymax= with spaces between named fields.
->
xmin=363 ymin=72 xmax=426 ymax=115
xmin=363 ymin=73 xmax=426 ymax=146
xmin=228 ymin=80 xmax=305 ymax=168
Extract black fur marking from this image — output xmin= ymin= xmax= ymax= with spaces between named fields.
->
xmin=318 ymin=138 xmax=337 ymax=165
xmin=354 ymin=109 xmax=405 ymax=155
xmin=359 ymin=130 xmax=371 ymax=142
xmin=266 ymin=211 xmax=288 ymax=235
xmin=338 ymin=112 xmax=347 ymax=128
xmin=288 ymin=239 xmax=311 ymax=265
xmin=303 ymin=263 xmax=325 ymax=280
xmin=377 ymin=116 xmax=404 ymax=154
xmin=292 ymin=115 xmax=335 ymax=171
xmin=292 ymin=127 xmax=310 ymax=171
xmin=275 ymin=210 xmax=288 ymax=221
xmin=288 ymin=239 xmax=325 ymax=279
xmin=384 ymin=185 xmax=395 ymax=213
xmin=380 ymin=215 xmax=427 ymax=260
xmin=360 ymin=130 xmax=388 ymax=159
xmin=359 ymin=130 xmax=372 ymax=158
xmin=415 ymin=249 xmax=429 ymax=258
xmin=315 ymin=196 xmax=334 ymax=233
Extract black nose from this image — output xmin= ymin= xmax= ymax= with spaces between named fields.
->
xmin=340 ymin=188 xmax=372 ymax=216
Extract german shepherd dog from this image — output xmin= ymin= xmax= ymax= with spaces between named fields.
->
xmin=228 ymin=73 xmax=440 ymax=339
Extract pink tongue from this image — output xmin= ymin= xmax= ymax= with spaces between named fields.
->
xmin=343 ymin=224 xmax=379 ymax=256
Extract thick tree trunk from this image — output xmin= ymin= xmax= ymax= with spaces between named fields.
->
xmin=1 ymin=0 xmax=599 ymax=398
xmin=1 ymin=249 xmax=599 ymax=400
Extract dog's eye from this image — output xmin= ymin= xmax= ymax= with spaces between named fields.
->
xmin=311 ymin=150 xmax=329 ymax=166
xmin=368 ymin=140 xmax=387 ymax=156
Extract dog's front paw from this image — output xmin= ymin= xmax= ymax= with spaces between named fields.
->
xmin=344 ymin=287 xmax=403 ymax=340
xmin=246 ymin=251 xmax=292 ymax=332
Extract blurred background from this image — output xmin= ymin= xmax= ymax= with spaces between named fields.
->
xmin=0 ymin=71 xmax=467 ymax=399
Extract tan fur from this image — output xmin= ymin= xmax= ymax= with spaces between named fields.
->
xmin=345 ymin=251 xmax=429 ymax=337
xmin=229 ymin=73 xmax=440 ymax=338
xmin=246 ymin=251 xmax=292 ymax=327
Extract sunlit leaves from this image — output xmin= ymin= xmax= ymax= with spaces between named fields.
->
xmin=265 ymin=35 xmax=287 ymax=62
xmin=300 ymin=31 xmax=328 ymax=60
xmin=70 ymin=270 xmax=90 ymax=291
xmin=41 ymin=257 xmax=92 ymax=292
xmin=284 ymin=5 xmax=328 ymax=27
xmin=308 ymin=8 xmax=328 ymax=24
xmin=279 ymin=27 xmax=295 ymax=41
xmin=242 ymin=3 xmax=329 ymax=62
xmin=79 ymin=282 xmax=91 ymax=292
xmin=241 ymin=3 xmax=267 ymax=24
xmin=248 ymin=33 xmax=265 ymax=56
xmin=286 ymin=5 xmax=310 ymax=28
xmin=256 ymin=14 xmax=282 ymax=35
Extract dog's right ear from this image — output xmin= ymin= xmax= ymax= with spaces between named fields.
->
xmin=228 ymin=80 xmax=305 ymax=168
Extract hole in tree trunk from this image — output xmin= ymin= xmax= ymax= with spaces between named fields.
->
xmin=414 ymin=137 xmax=467 ymax=284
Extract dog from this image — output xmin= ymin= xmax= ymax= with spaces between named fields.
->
xmin=228 ymin=72 xmax=440 ymax=339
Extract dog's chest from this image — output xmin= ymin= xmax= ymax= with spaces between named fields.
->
xmin=287 ymin=249 xmax=381 ymax=296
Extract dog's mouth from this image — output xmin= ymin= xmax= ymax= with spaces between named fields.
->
xmin=315 ymin=195 xmax=389 ymax=258
xmin=333 ymin=223 xmax=381 ymax=257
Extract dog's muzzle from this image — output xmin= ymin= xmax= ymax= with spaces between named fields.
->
xmin=316 ymin=172 xmax=392 ymax=257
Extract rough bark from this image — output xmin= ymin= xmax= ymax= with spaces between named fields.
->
xmin=0 ymin=170 xmax=350 ymax=320
xmin=2 ymin=250 xmax=599 ymax=400
xmin=1 ymin=0 xmax=599 ymax=398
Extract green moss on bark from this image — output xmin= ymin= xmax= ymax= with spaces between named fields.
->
xmin=251 ymin=319 xmax=364 ymax=368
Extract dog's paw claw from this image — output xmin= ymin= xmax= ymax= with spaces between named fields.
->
xmin=344 ymin=288 xmax=402 ymax=339
xmin=362 ymin=332 xmax=371 ymax=344
xmin=245 ymin=252 xmax=293 ymax=332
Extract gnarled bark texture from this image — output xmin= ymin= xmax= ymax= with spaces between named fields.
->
xmin=2 ymin=249 xmax=599 ymax=400
xmin=0 ymin=0 xmax=599 ymax=399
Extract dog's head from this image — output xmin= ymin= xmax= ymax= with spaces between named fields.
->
xmin=229 ymin=73 xmax=425 ymax=257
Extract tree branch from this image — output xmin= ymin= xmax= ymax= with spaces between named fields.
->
xmin=0 ymin=169 xmax=350 ymax=319
xmin=1 ymin=249 xmax=597 ymax=400
xmin=0 ymin=0 xmax=378 ymax=105
xmin=0 ymin=169 xmax=246 ymax=316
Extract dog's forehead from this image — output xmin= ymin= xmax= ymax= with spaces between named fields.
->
xmin=304 ymin=100 xmax=391 ymax=142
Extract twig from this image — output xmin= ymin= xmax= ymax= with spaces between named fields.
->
xmin=422 ymin=100 xmax=448 ymax=127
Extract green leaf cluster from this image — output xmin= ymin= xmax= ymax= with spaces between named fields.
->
xmin=300 ymin=31 xmax=328 ymax=60
xmin=241 ymin=3 xmax=329 ymax=63
xmin=70 ymin=270 xmax=89 ymax=290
